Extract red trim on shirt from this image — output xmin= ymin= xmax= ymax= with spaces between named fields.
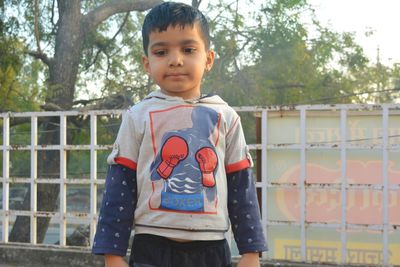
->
xmin=114 ymin=157 xmax=137 ymax=170
xmin=225 ymin=159 xmax=250 ymax=174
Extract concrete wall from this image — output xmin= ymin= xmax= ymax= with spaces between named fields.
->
xmin=0 ymin=244 xmax=344 ymax=267
xmin=0 ymin=244 xmax=104 ymax=267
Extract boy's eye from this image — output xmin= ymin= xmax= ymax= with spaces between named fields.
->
xmin=153 ymin=50 xmax=167 ymax=56
xmin=183 ymin=47 xmax=196 ymax=54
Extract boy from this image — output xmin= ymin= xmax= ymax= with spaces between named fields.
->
xmin=92 ymin=2 xmax=267 ymax=267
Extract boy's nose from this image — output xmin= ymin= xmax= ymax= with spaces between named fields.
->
xmin=168 ymin=51 xmax=183 ymax=67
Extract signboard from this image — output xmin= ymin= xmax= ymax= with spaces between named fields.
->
xmin=265 ymin=110 xmax=400 ymax=265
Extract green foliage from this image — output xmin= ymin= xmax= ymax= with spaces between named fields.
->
xmin=0 ymin=38 xmax=42 ymax=112
xmin=2 ymin=0 xmax=400 ymax=111
xmin=0 ymin=1 xmax=43 ymax=112
xmin=78 ymin=7 xmax=149 ymax=102
xmin=204 ymin=0 xmax=398 ymax=106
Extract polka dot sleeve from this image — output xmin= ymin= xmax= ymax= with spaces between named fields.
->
xmin=92 ymin=164 xmax=137 ymax=256
xmin=227 ymin=168 xmax=267 ymax=255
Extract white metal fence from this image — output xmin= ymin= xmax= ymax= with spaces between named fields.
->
xmin=1 ymin=104 xmax=400 ymax=266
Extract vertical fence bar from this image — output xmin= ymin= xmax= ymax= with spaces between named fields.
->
xmin=382 ymin=106 xmax=389 ymax=266
xmin=299 ymin=107 xmax=307 ymax=261
xmin=30 ymin=116 xmax=38 ymax=244
xmin=90 ymin=114 xmax=97 ymax=244
xmin=59 ymin=115 xmax=67 ymax=246
xmin=340 ymin=108 xmax=347 ymax=264
xmin=2 ymin=115 xmax=10 ymax=243
xmin=261 ymin=109 xmax=268 ymax=260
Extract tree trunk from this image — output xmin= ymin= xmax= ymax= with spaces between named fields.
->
xmin=10 ymin=0 xmax=83 ymax=244
xmin=47 ymin=0 xmax=84 ymax=110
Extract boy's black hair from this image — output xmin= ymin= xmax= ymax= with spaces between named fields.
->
xmin=142 ymin=2 xmax=210 ymax=55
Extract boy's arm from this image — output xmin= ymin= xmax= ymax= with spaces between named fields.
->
xmin=92 ymin=164 xmax=137 ymax=258
xmin=227 ymin=168 xmax=267 ymax=258
xmin=105 ymin=254 xmax=129 ymax=267
xmin=237 ymin=253 xmax=260 ymax=267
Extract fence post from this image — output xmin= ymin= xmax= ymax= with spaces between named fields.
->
xmin=30 ymin=116 xmax=38 ymax=244
xmin=59 ymin=115 xmax=67 ymax=246
xmin=340 ymin=108 xmax=348 ymax=264
xmin=382 ymin=106 xmax=389 ymax=265
xmin=90 ymin=113 xmax=97 ymax=245
xmin=2 ymin=115 xmax=10 ymax=243
xmin=299 ymin=107 xmax=306 ymax=261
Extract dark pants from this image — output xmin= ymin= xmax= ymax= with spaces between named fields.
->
xmin=129 ymin=234 xmax=232 ymax=267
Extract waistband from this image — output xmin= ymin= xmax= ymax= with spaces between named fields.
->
xmin=133 ymin=233 xmax=227 ymax=251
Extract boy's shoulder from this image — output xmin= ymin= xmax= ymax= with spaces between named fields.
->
xmin=125 ymin=93 xmax=160 ymax=115
xmin=204 ymin=96 xmax=239 ymax=118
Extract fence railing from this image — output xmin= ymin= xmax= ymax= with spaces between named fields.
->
xmin=1 ymin=104 xmax=400 ymax=266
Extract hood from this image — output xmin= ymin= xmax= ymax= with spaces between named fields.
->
xmin=143 ymin=90 xmax=227 ymax=105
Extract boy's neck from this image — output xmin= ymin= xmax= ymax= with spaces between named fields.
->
xmin=160 ymin=89 xmax=201 ymax=100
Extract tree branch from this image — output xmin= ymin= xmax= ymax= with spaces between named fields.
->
xmin=28 ymin=51 xmax=53 ymax=66
xmin=82 ymin=0 xmax=163 ymax=34
xmin=40 ymin=102 xmax=63 ymax=111
xmin=84 ymin=12 xmax=130 ymax=71
xmin=31 ymin=0 xmax=55 ymax=67
xmin=76 ymin=93 xmax=134 ymax=110
xmin=73 ymin=97 xmax=103 ymax=106
xmin=34 ymin=0 xmax=42 ymax=53
xmin=49 ymin=0 xmax=59 ymax=36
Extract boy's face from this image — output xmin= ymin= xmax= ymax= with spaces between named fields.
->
xmin=142 ymin=23 xmax=215 ymax=99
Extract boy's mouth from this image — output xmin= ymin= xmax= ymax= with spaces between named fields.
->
xmin=165 ymin=73 xmax=188 ymax=79
xmin=166 ymin=73 xmax=186 ymax=76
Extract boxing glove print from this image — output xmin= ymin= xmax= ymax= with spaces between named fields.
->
xmin=195 ymin=147 xmax=218 ymax=187
xmin=157 ymin=136 xmax=189 ymax=179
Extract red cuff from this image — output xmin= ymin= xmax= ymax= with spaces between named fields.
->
xmin=114 ymin=157 xmax=137 ymax=170
xmin=225 ymin=159 xmax=250 ymax=174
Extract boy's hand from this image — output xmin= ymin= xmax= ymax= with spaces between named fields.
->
xmin=237 ymin=252 xmax=260 ymax=267
xmin=105 ymin=254 xmax=129 ymax=267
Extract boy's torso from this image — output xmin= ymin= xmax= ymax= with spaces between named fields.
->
xmin=109 ymin=91 xmax=249 ymax=241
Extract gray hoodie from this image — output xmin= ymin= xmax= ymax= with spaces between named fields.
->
xmin=107 ymin=90 xmax=252 ymax=241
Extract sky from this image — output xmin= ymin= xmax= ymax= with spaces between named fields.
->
xmin=307 ymin=0 xmax=400 ymax=65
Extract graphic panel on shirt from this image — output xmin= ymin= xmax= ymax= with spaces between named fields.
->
xmin=149 ymin=105 xmax=221 ymax=214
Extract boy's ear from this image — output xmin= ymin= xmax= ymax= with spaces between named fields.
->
xmin=142 ymin=55 xmax=150 ymax=73
xmin=205 ymin=50 xmax=215 ymax=71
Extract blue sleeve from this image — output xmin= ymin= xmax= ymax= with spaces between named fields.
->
xmin=227 ymin=168 xmax=267 ymax=255
xmin=92 ymin=164 xmax=137 ymax=256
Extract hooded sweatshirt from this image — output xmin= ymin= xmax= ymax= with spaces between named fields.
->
xmin=93 ymin=90 xmax=267 ymax=256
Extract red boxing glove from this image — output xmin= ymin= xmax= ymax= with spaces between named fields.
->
xmin=196 ymin=147 xmax=218 ymax=187
xmin=157 ymin=136 xmax=188 ymax=179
